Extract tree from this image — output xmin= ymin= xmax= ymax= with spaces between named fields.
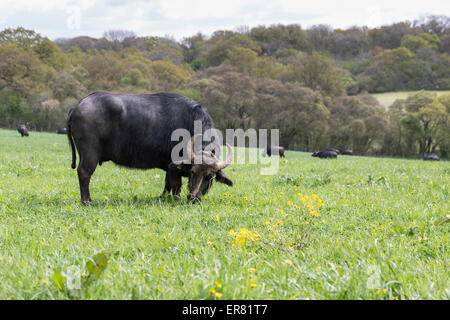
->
xmin=82 ymin=51 xmax=126 ymax=90
xmin=436 ymin=54 xmax=450 ymax=89
xmin=148 ymin=60 xmax=192 ymax=91
xmin=103 ymin=30 xmax=136 ymax=42
xmin=400 ymin=33 xmax=440 ymax=52
xmin=146 ymin=45 xmax=183 ymax=65
xmin=383 ymin=91 xmax=448 ymax=155
xmin=328 ymin=94 xmax=385 ymax=153
xmin=306 ymin=25 xmax=333 ymax=52
xmin=415 ymin=14 xmax=450 ymax=36
xmin=0 ymin=27 xmax=43 ymax=48
xmin=416 ymin=99 xmax=448 ymax=153
xmin=34 ymin=38 xmax=69 ymax=70
xmin=0 ymin=44 xmax=54 ymax=97
xmin=359 ymin=47 xmax=417 ymax=92
xmin=204 ymin=34 xmax=261 ymax=67
xmin=284 ymin=52 xmax=345 ymax=96
xmin=199 ymin=66 xmax=257 ymax=130
xmin=224 ymin=48 xmax=258 ymax=73
xmin=368 ymin=22 xmax=415 ymax=49
xmin=50 ymin=71 xmax=85 ymax=101
xmin=250 ymin=24 xmax=308 ymax=55
xmin=329 ymin=27 xmax=371 ymax=59
xmin=181 ymin=33 xmax=206 ymax=65
xmin=120 ymin=68 xmax=150 ymax=89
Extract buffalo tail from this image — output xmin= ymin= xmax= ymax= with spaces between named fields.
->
xmin=67 ymin=108 xmax=77 ymax=169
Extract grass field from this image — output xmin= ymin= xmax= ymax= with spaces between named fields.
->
xmin=0 ymin=128 xmax=448 ymax=299
xmin=372 ymin=90 xmax=450 ymax=107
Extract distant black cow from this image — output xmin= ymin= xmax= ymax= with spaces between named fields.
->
xmin=57 ymin=128 xmax=67 ymax=134
xmin=423 ymin=153 xmax=440 ymax=161
xmin=312 ymin=150 xmax=338 ymax=159
xmin=17 ymin=125 xmax=29 ymax=137
xmin=262 ymin=146 xmax=285 ymax=158
xmin=322 ymin=148 xmax=340 ymax=154
xmin=340 ymin=149 xmax=353 ymax=155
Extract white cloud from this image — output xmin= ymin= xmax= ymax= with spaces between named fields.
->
xmin=0 ymin=0 xmax=449 ymax=40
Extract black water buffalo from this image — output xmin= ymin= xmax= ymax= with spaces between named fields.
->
xmin=340 ymin=149 xmax=353 ymax=155
xmin=67 ymin=92 xmax=233 ymax=203
xmin=312 ymin=150 xmax=338 ymax=159
xmin=423 ymin=153 xmax=440 ymax=161
xmin=56 ymin=128 xmax=67 ymax=134
xmin=322 ymin=148 xmax=340 ymax=154
xmin=262 ymin=146 xmax=285 ymax=158
xmin=17 ymin=124 xmax=29 ymax=137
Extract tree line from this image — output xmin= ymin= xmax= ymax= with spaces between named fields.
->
xmin=0 ymin=15 xmax=449 ymax=157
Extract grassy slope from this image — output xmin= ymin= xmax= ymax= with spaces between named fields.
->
xmin=372 ymin=90 xmax=450 ymax=107
xmin=0 ymin=128 xmax=448 ymax=299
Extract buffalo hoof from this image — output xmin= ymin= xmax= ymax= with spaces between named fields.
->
xmin=187 ymin=194 xmax=201 ymax=204
xmin=160 ymin=191 xmax=170 ymax=198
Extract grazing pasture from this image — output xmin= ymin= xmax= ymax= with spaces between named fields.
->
xmin=372 ymin=90 xmax=450 ymax=107
xmin=0 ymin=128 xmax=448 ymax=299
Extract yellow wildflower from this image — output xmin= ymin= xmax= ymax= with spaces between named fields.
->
xmin=231 ymin=228 xmax=261 ymax=247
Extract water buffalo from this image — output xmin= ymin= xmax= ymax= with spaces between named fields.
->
xmin=67 ymin=91 xmax=233 ymax=203
xmin=56 ymin=128 xmax=67 ymax=134
xmin=17 ymin=124 xmax=29 ymax=137
xmin=312 ymin=150 xmax=338 ymax=159
xmin=423 ymin=153 xmax=440 ymax=161
xmin=262 ymin=146 xmax=285 ymax=158
xmin=322 ymin=148 xmax=340 ymax=154
xmin=340 ymin=149 xmax=353 ymax=155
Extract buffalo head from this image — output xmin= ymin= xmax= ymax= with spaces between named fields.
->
xmin=185 ymin=135 xmax=233 ymax=203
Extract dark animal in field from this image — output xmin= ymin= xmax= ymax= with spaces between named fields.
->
xmin=262 ymin=146 xmax=285 ymax=158
xmin=17 ymin=125 xmax=29 ymax=137
xmin=67 ymin=91 xmax=233 ymax=203
xmin=56 ymin=128 xmax=67 ymax=134
xmin=339 ymin=149 xmax=353 ymax=155
xmin=322 ymin=148 xmax=340 ymax=154
xmin=312 ymin=150 xmax=338 ymax=159
xmin=423 ymin=153 xmax=440 ymax=161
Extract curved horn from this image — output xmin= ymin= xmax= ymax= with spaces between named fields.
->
xmin=215 ymin=143 xmax=233 ymax=170
xmin=186 ymin=134 xmax=202 ymax=162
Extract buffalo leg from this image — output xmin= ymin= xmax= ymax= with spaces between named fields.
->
xmin=77 ymin=156 xmax=97 ymax=203
xmin=162 ymin=172 xmax=172 ymax=196
xmin=161 ymin=170 xmax=182 ymax=197
xmin=170 ymin=173 xmax=182 ymax=196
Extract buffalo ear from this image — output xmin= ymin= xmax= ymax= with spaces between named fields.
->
xmin=215 ymin=170 xmax=233 ymax=187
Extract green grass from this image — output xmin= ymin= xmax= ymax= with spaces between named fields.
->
xmin=0 ymin=128 xmax=448 ymax=299
xmin=372 ymin=90 xmax=450 ymax=107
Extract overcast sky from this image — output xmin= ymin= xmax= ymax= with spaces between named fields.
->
xmin=1 ymin=0 xmax=449 ymax=40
